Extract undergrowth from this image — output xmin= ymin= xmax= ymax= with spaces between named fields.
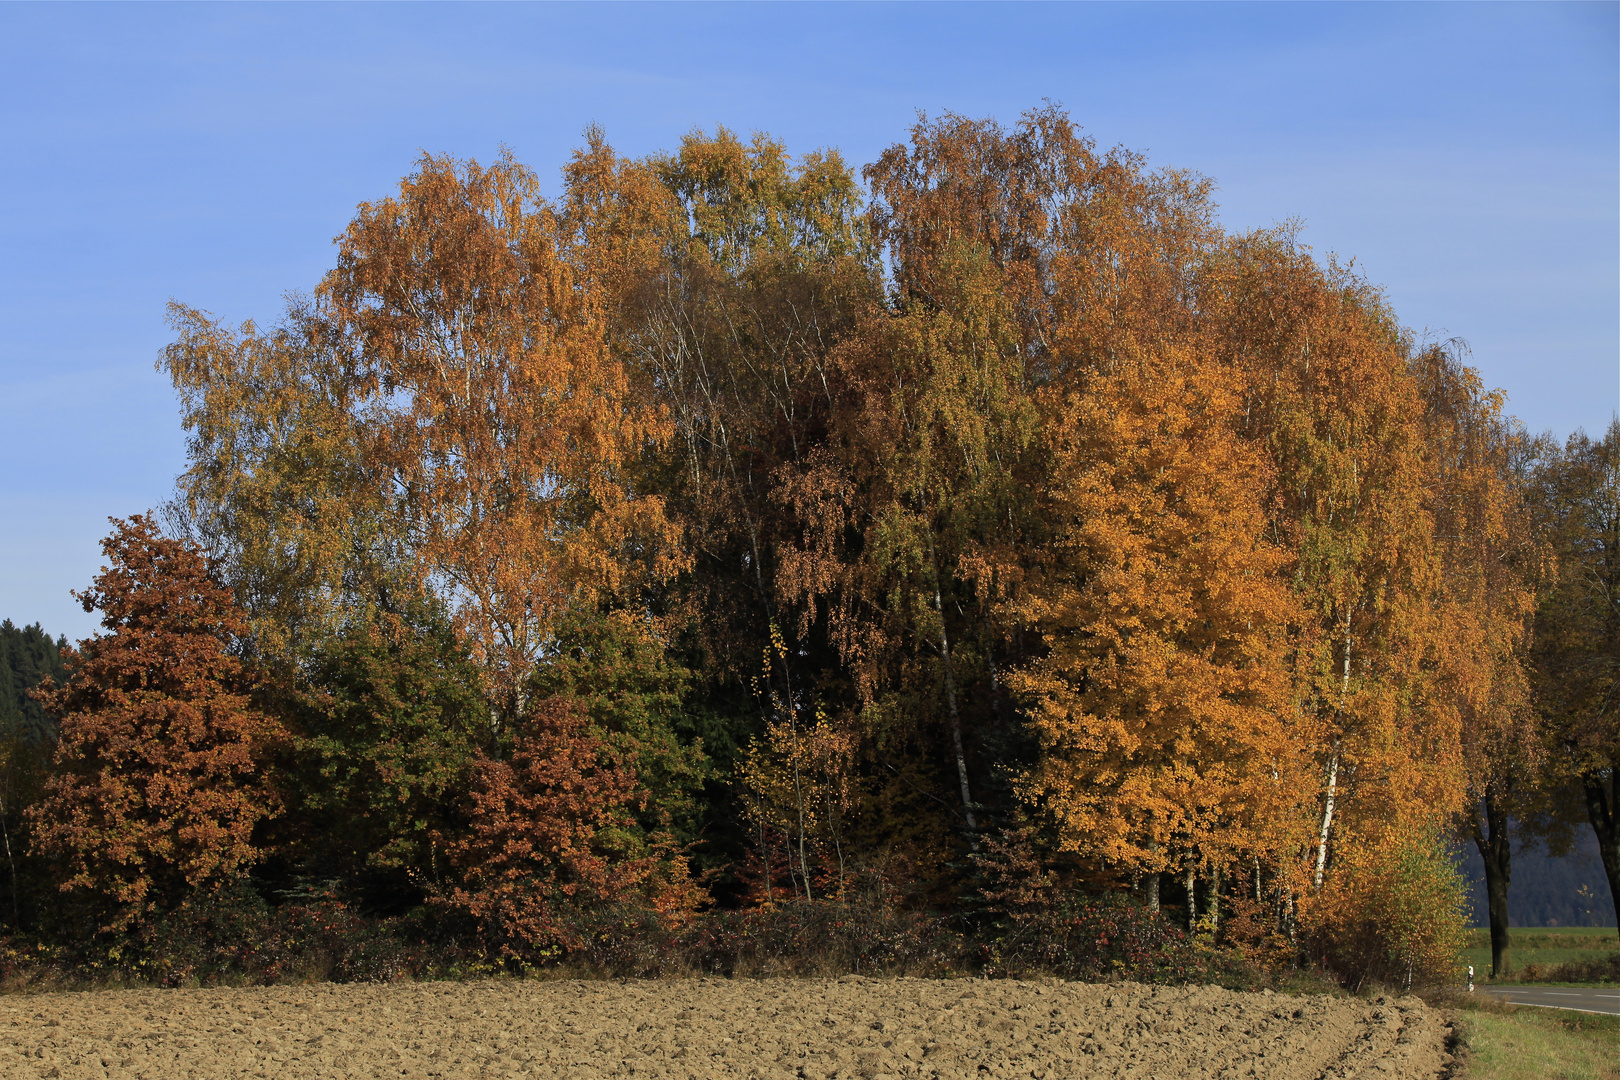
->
xmin=0 ymin=886 xmax=1321 ymax=993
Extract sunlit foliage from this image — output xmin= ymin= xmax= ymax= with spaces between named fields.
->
xmin=10 ymin=107 xmax=1585 ymax=983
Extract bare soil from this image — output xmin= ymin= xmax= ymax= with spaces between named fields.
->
xmin=0 ymin=977 xmax=1454 ymax=1079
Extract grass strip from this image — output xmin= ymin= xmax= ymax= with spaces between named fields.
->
xmin=1446 ymin=996 xmax=1619 ymax=1080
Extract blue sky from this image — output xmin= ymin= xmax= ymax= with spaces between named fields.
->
xmin=2 ymin=1 xmax=1616 ymax=641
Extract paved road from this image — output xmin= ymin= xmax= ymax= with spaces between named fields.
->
xmin=1477 ymin=985 xmax=1620 ymax=1015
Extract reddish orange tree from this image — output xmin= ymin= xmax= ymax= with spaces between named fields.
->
xmin=30 ymin=516 xmax=281 ymax=930
xmin=434 ymin=697 xmax=690 ymax=962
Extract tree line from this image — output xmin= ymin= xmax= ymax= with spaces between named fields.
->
xmin=2 ymin=107 xmax=1614 ymax=985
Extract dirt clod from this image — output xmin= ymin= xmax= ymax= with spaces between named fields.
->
xmin=0 ymin=979 xmax=1451 ymax=1079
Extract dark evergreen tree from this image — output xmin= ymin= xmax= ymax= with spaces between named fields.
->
xmin=0 ymin=619 xmax=69 ymax=930
xmin=271 ymin=598 xmax=488 ymax=914
xmin=0 ymin=620 xmax=69 ymax=744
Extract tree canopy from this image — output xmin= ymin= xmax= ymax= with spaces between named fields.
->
xmin=6 ymin=107 xmax=1604 ymax=982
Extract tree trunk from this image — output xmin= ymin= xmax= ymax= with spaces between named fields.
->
xmin=1472 ymin=792 xmax=1513 ymax=978
xmin=0 ymin=787 xmax=16 ymax=928
xmin=934 ymin=583 xmax=977 ymax=839
xmin=1185 ymin=864 xmax=1197 ymax=933
xmin=1144 ymin=839 xmax=1162 ymax=912
xmin=1583 ymin=766 xmax=1620 ymax=940
xmin=1315 ymin=616 xmax=1352 ymax=892
xmin=1313 ymin=746 xmax=1340 ymax=891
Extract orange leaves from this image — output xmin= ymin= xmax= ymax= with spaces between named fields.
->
xmin=29 ymin=517 xmax=281 ymax=930
xmin=1014 ymin=344 xmax=1302 ymax=875
xmin=318 ymin=151 xmax=684 ymax=717
xmin=145 ymin=112 xmax=1538 ymax=936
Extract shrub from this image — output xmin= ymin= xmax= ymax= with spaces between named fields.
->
xmin=982 ymin=892 xmax=1235 ymax=983
xmin=677 ymin=900 xmax=969 ymax=978
xmin=132 ymin=880 xmax=423 ymax=986
xmin=1520 ymin=952 xmax=1620 ymax=985
xmin=1308 ymin=827 xmax=1469 ymax=991
xmin=433 ymin=697 xmax=697 ymax=966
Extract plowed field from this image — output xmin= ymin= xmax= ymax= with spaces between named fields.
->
xmin=0 ymin=977 xmax=1453 ymax=1079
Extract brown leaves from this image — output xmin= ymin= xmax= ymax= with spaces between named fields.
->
xmin=434 ymin=697 xmax=692 ymax=959
xmin=146 ymin=111 xmax=1542 ymax=935
xmin=29 ymin=516 xmax=281 ymax=930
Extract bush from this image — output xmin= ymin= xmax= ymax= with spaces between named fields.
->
xmin=970 ymin=825 xmax=1254 ymax=985
xmin=1308 ymin=828 xmax=1469 ymax=991
xmin=679 ymin=901 xmax=970 ymax=978
xmin=981 ymin=892 xmax=1242 ymax=984
xmin=1520 ymin=952 xmax=1620 ymax=985
xmin=130 ymin=880 xmax=422 ymax=986
xmin=432 ymin=697 xmax=698 ymax=966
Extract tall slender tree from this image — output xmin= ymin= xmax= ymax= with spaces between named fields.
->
xmin=162 ymin=299 xmax=388 ymax=668
xmin=320 ymin=150 xmax=685 ymax=728
xmin=1206 ymin=234 xmax=1466 ymax=920
xmin=1411 ymin=342 xmax=1543 ymax=977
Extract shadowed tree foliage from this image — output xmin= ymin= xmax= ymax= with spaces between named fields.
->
xmin=0 ymin=620 xmax=69 ymax=931
xmin=526 ymin=608 xmax=709 ymax=846
xmin=274 ymin=597 xmax=488 ymax=912
xmin=0 ymin=621 xmax=69 ymax=745
xmin=1533 ymin=421 xmax=1620 ymax=933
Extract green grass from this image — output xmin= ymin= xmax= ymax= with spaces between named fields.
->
xmin=1446 ymin=996 xmax=1620 ymax=1080
xmin=1462 ymin=928 xmax=1620 ymax=982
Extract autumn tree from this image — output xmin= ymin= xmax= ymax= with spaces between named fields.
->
xmin=165 ymin=151 xmax=686 ymax=730
xmin=1012 ymin=342 xmax=1303 ymax=917
xmin=823 ymin=109 xmax=1261 ymax=901
xmin=162 ymin=299 xmax=390 ymax=669
xmin=1203 ymin=233 xmax=1468 ymax=935
xmin=434 ymin=697 xmax=692 ymax=962
xmin=1411 ymin=342 xmax=1543 ymax=977
xmin=29 ymin=516 xmax=281 ymax=930
xmin=313 ymin=151 xmax=688 ymax=729
xmin=562 ymin=125 xmax=882 ymax=886
xmin=1310 ymin=826 xmax=1469 ymax=991
xmin=799 ymin=108 xmax=1219 ymax=872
